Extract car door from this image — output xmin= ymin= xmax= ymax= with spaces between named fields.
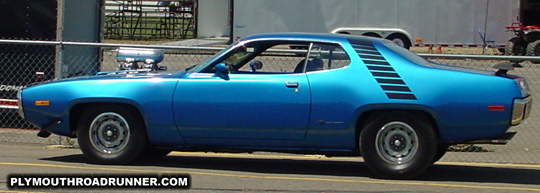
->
xmin=172 ymin=43 xmax=312 ymax=140
xmin=173 ymin=73 xmax=310 ymax=140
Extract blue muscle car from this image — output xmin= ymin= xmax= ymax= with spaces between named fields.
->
xmin=17 ymin=33 xmax=532 ymax=179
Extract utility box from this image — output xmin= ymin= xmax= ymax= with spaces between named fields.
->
xmin=57 ymin=0 xmax=104 ymax=78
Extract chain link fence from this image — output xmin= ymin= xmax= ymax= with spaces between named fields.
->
xmin=0 ymin=39 xmax=539 ymax=164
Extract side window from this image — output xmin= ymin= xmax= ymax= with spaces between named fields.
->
xmin=236 ymin=43 xmax=311 ymax=74
xmin=223 ymin=42 xmax=350 ymax=74
xmin=306 ymin=43 xmax=351 ymax=72
xmin=221 ymin=45 xmax=253 ymax=67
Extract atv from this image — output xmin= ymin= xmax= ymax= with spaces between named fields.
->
xmin=505 ymin=22 xmax=540 ymax=56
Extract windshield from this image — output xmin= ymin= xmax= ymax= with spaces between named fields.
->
xmin=186 ymin=42 xmax=239 ymax=73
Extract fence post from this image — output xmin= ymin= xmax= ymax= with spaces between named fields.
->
xmin=55 ymin=0 xmax=65 ymax=145
xmin=55 ymin=0 xmax=65 ymax=80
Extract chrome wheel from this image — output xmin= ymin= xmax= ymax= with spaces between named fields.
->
xmin=89 ymin=112 xmax=130 ymax=154
xmin=360 ymin=111 xmax=436 ymax=179
xmin=78 ymin=105 xmax=147 ymax=164
xmin=375 ymin=121 xmax=419 ymax=164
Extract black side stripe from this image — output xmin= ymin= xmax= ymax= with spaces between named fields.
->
xmin=371 ymin=72 xmax=400 ymax=78
xmin=354 ymin=49 xmax=380 ymax=55
xmin=352 ymin=45 xmax=377 ymax=51
xmin=367 ymin=66 xmax=395 ymax=72
xmin=386 ymin=93 xmax=417 ymax=100
xmin=376 ymin=78 xmax=405 ymax=85
xmin=359 ymin=55 xmax=385 ymax=60
xmin=363 ymin=60 xmax=391 ymax=66
xmin=349 ymin=38 xmax=417 ymax=100
xmin=382 ymin=85 xmax=411 ymax=92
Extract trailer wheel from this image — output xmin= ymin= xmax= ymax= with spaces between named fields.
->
xmin=337 ymin=31 xmax=350 ymax=35
xmin=526 ymin=40 xmax=540 ymax=63
xmin=386 ymin=34 xmax=411 ymax=50
xmin=505 ymin=38 xmax=527 ymax=56
xmin=362 ymin=32 xmax=381 ymax=38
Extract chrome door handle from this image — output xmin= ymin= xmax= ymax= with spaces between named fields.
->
xmin=285 ymin=82 xmax=299 ymax=88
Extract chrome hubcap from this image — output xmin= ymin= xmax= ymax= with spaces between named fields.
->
xmin=375 ymin=121 xmax=418 ymax=164
xmin=89 ymin=112 xmax=130 ymax=154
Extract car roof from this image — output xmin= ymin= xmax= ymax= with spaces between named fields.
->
xmin=240 ymin=32 xmax=377 ymax=44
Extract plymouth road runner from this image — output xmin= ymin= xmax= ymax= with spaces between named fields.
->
xmin=17 ymin=33 xmax=532 ymax=179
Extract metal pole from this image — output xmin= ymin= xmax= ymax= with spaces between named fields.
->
xmin=55 ymin=0 xmax=65 ymax=145
xmin=228 ymin=0 xmax=234 ymax=44
xmin=56 ymin=0 xmax=65 ymax=80
xmin=482 ymin=0 xmax=490 ymax=55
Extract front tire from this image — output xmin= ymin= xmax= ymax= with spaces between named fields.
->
xmin=360 ymin=111 xmax=437 ymax=179
xmin=77 ymin=105 xmax=147 ymax=164
xmin=505 ymin=37 xmax=527 ymax=56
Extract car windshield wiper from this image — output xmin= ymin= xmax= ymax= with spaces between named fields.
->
xmin=184 ymin=64 xmax=197 ymax=71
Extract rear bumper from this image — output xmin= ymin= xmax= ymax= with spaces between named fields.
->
xmin=511 ymin=96 xmax=532 ymax=126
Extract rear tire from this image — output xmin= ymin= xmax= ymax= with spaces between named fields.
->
xmin=505 ymin=38 xmax=527 ymax=56
xmin=360 ymin=111 xmax=437 ymax=179
xmin=432 ymin=144 xmax=449 ymax=163
xmin=77 ymin=105 xmax=147 ymax=164
xmin=142 ymin=146 xmax=172 ymax=159
xmin=526 ymin=40 xmax=540 ymax=63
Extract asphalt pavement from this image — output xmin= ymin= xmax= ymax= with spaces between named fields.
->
xmin=0 ymin=142 xmax=539 ymax=193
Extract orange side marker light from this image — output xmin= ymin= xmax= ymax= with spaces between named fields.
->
xmin=35 ymin=101 xmax=50 ymax=106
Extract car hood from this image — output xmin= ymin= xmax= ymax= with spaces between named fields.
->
xmin=29 ymin=71 xmax=187 ymax=87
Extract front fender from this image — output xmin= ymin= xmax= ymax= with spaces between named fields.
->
xmin=21 ymin=78 xmax=185 ymax=146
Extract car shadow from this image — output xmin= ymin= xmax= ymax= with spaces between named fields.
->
xmin=41 ymin=153 xmax=540 ymax=185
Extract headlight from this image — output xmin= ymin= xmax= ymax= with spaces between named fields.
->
xmin=17 ymin=90 xmax=24 ymax=118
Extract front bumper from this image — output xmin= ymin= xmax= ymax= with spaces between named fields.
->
xmin=17 ymin=90 xmax=24 ymax=118
xmin=511 ymin=96 xmax=532 ymax=125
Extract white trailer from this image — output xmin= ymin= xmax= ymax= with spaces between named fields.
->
xmin=224 ymin=0 xmax=520 ymax=49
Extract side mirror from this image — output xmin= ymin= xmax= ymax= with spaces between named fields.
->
xmin=214 ymin=63 xmax=229 ymax=80
xmin=249 ymin=60 xmax=263 ymax=72
xmin=158 ymin=66 xmax=168 ymax=71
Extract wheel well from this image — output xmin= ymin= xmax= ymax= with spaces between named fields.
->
xmin=362 ymin=32 xmax=381 ymax=38
xmin=69 ymin=103 xmax=144 ymax=136
xmin=355 ymin=109 xmax=441 ymax=148
xmin=508 ymin=37 xmax=524 ymax=42
xmin=524 ymin=31 xmax=540 ymax=43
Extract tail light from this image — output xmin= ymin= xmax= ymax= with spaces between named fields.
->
xmin=509 ymin=75 xmax=530 ymax=97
